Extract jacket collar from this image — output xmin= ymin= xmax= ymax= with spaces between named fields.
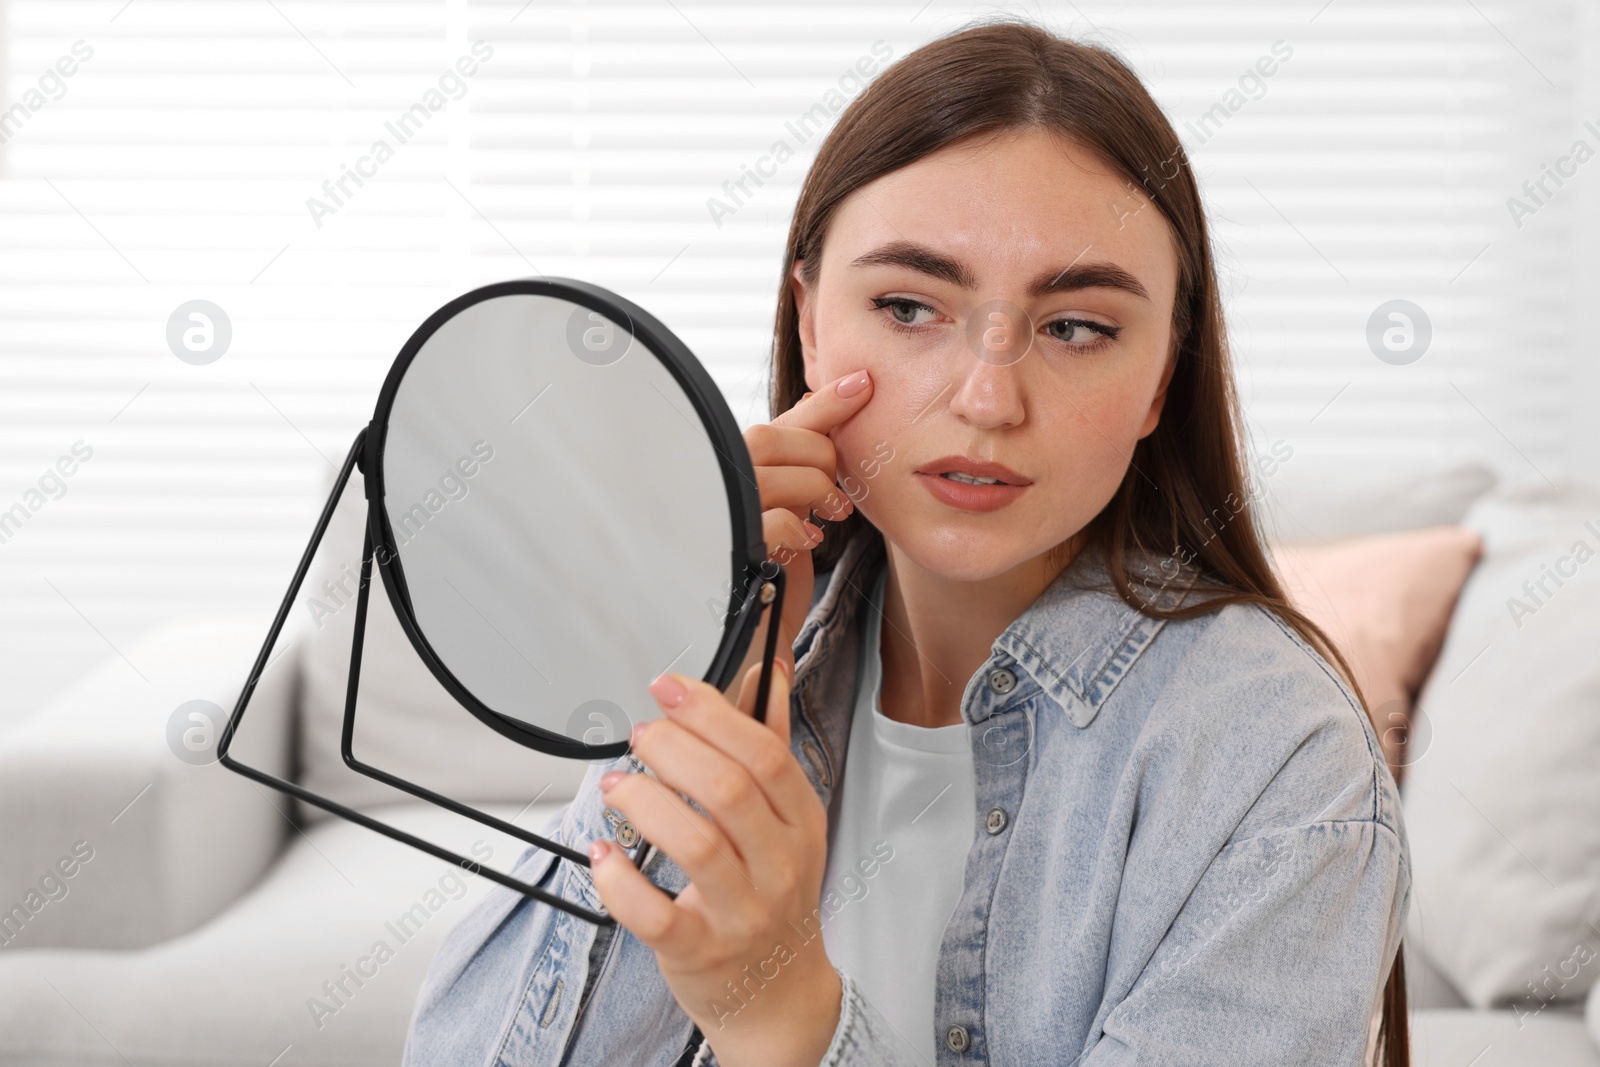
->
xmin=788 ymin=525 xmax=1202 ymax=792
xmin=993 ymin=538 xmax=1202 ymax=727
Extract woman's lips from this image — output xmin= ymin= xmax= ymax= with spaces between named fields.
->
xmin=917 ymin=456 xmax=1030 ymax=484
xmin=915 ymin=471 xmax=1030 ymax=512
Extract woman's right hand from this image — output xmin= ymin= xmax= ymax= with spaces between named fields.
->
xmin=732 ymin=368 xmax=874 ymax=690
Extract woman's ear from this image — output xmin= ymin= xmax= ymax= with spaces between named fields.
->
xmin=791 ymin=259 xmax=821 ymax=393
xmin=1138 ymin=346 xmax=1179 ymax=440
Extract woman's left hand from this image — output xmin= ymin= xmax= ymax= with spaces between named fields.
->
xmin=588 ymin=660 xmax=841 ymax=1067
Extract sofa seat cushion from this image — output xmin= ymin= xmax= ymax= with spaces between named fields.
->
xmin=0 ymin=800 xmax=569 ymax=1067
xmin=1412 ymin=1007 xmax=1599 ymax=1067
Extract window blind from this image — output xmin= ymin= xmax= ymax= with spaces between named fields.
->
xmin=0 ymin=0 xmax=1579 ymax=725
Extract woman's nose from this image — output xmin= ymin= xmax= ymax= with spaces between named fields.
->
xmin=945 ymin=356 xmax=1027 ymax=431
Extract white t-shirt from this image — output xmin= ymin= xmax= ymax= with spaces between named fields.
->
xmin=819 ymin=567 xmax=976 ymax=1063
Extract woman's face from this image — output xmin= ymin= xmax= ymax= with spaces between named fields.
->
xmin=793 ymin=126 xmax=1182 ymax=582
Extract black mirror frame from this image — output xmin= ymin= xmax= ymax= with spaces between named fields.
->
xmin=216 ymin=277 xmax=789 ymax=926
xmin=365 ymin=277 xmax=770 ymax=759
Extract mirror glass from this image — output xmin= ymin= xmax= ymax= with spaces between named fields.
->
xmin=380 ymin=292 xmax=736 ymax=746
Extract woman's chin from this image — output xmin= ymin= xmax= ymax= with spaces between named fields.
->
xmin=878 ymin=524 xmax=1034 ymax=584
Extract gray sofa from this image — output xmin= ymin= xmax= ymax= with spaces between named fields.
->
xmin=0 ymin=471 xmax=587 ymax=1067
xmin=0 ymin=458 xmax=1596 ymax=1065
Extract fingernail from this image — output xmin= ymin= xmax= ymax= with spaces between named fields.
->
xmin=629 ymin=721 xmax=649 ymax=747
xmin=776 ymin=657 xmax=793 ymax=683
xmin=589 ymin=839 xmax=612 ymax=865
xmin=803 ymin=519 xmax=823 ymax=543
xmin=600 ymin=770 xmax=624 ymax=792
xmin=837 ymin=370 xmax=870 ymax=397
xmin=649 ymin=673 xmax=686 ymax=707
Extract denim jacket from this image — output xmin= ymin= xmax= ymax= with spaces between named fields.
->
xmin=403 ymin=525 xmax=1410 ymax=1067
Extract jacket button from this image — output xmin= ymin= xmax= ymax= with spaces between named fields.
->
xmin=944 ymin=1024 xmax=971 ymax=1053
xmin=985 ymin=807 xmax=1009 ymax=835
xmin=614 ymin=819 xmax=639 ymax=848
xmin=987 ymin=667 xmax=1016 ymax=695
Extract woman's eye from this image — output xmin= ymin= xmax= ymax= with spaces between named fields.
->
xmin=872 ymin=297 xmax=1118 ymax=348
xmin=1045 ymin=318 xmax=1119 ymax=345
xmin=871 ymin=297 xmax=936 ymax=327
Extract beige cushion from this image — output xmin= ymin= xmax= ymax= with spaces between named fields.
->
xmin=1271 ymin=526 xmax=1483 ymax=776
xmin=295 ymin=468 xmax=588 ymax=819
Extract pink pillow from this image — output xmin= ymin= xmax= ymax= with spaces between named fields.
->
xmin=1270 ymin=526 xmax=1483 ymax=781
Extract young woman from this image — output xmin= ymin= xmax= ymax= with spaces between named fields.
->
xmin=404 ymin=18 xmax=1409 ymax=1067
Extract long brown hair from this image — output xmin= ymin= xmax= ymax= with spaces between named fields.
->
xmin=767 ymin=17 xmax=1408 ymax=1066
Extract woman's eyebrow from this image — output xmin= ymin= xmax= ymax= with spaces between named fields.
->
xmin=849 ymin=240 xmax=1149 ymax=301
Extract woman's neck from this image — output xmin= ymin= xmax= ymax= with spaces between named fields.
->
xmin=875 ymin=538 xmax=1081 ymax=730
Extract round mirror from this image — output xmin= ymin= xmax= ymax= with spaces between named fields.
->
xmin=365 ymin=278 xmax=767 ymax=760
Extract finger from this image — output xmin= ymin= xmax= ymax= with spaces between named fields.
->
xmin=735 ymin=658 xmax=794 ymax=722
xmin=754 ymin=463 xmax=854 ymax=523
xmin=653 ymin=669 xmax=811 ymax=823
xmin=742 ymin=421 xmax=836 ymax=477
xmin=735 ymin=660 xmax=760 ymax=714
xmin=763 ymin=508 xmax=823 ymax=563
xmin=600 ymin=767 xmax=758 ymax=905
xmin=771 ymin=369 xmax=873 ymax=436
xmin=627 ymin=713 xmax=790 ymax=872
xmin=742 ymin=423 xmax=857 ymax=520
xmin=587 ymin=836 xmax=711 ymax=955
xmin=744 ymin=659 xmax=795 ymax=750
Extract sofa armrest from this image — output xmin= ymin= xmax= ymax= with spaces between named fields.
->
xmin=0 ymin=616 xmax=299 ymax=950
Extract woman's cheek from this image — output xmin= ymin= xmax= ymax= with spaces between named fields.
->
xmin=811 ymin=315 xmax=883 ymax=388
xmin=829 ymin=416 xmax=883 ymax=505
xmin=1042 ymin=398 xmax=1138 ymax=504
xmin=1072 ymin=373 xmax=1161 ymax=447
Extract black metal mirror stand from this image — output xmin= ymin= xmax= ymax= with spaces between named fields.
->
xmin=219 ymin=427 xmax=789 ymax=927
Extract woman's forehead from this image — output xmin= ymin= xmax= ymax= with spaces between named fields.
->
xmin=822 ymin=128 xmax=1179 ymax=304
